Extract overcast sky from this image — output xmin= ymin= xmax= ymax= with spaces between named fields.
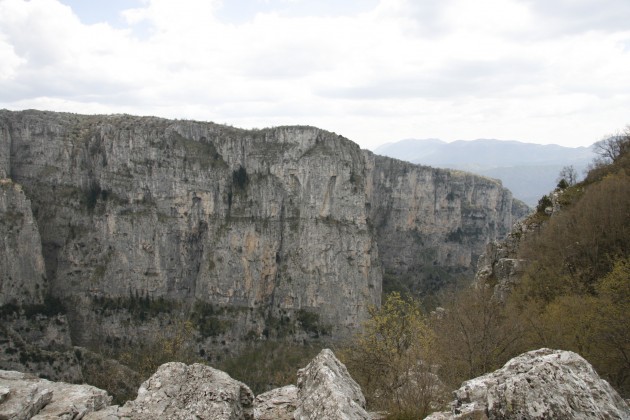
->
xmin=1 ymin=0 xmax=629 ymax=149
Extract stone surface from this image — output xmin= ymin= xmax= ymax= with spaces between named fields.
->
xmin=294 ymin=348 xmax=369 ymax=420
xmin=368 ymin=155 xmax=529 ymax=296
xmin=254 ymin=384 xmax=297 ymax=420
xmin=429 ymin=348 xmax=630 ymax=419
xmin=105 ymin=362 xmax=255 ymax=420
xmin=0 ymin=369 xmax=111 ymax=419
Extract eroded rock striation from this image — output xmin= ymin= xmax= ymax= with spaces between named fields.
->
xmin=369 ymin=156 xmax=528 ymax=295
xmin=427 ymin=348 xmax=630 ymax=419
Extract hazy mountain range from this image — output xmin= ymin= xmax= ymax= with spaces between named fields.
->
xmin=374 ymin=139 xmax=597 ymax=207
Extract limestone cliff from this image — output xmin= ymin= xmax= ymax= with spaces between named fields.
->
xmin=0 ymin=178 xmax=46 ymax=306
xmin=367 ymin=154 xmax=528 ymax=295
xmin=0 ymin=110 xmax=527 ymax=351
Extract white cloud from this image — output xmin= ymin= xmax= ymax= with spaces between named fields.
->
xmin=0 ymin=0 xmax=629 ymax=149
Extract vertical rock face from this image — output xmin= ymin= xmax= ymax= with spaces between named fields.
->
xmin=1 ymin=110 xmax=381 ymax=341
xmin=368 ymin=154 xmax=529 ymax=294
xmin=0 ymin=109 xmax=526 ymax=347
xmin=0 ymin=178 xmax=46 ymax=306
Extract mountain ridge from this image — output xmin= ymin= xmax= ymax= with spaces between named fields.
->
xmin=374 ymin=138 xmax=596 ymax=206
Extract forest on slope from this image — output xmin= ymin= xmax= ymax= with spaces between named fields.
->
xmin=342 ymin=128 xmax=630 ymax=418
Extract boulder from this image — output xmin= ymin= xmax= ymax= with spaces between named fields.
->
xmin=254 ymin=384 xmax=297 ymax=420
xmin=0 ymin=369 xmax=111 ymax=419
xmin=293 ymin=348 xmax=369 ymax=420
xmin=427 ymin=348 xmax=630 ymax=419
xmin=94 ymin=362 xmax=254 ymax=420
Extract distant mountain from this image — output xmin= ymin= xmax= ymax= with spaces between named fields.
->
xmin=374 ymin=139 xmax=597 ymax=207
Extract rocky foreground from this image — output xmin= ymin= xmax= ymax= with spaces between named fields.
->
xmin=1 ymin=348 xmax=629 ymax=420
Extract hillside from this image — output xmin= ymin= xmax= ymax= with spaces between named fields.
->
xmin=375 ymin=138 xmax=596 ymax=206
xmin=466 ymin=131 xmax=630 ymax=397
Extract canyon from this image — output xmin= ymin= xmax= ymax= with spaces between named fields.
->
xmin=0 ymin=109 xmax=528 ymax=369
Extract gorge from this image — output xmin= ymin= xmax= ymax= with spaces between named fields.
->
xmin=0 ymin=109 xmax=528 ymax=378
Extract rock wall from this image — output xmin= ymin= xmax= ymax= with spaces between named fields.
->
xmin=368 ymin=154 xmax=528 ymax=295
xmin=0 ymin=110 xmax=527 ymax=349
xmin=0 ymin=178 xmax=46 ymax=306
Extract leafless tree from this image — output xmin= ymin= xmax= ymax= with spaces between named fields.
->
xmin=557 ymin=165 xmax=578 ymax=187
xmin=593 ymin=127 xmax=630 ymax=163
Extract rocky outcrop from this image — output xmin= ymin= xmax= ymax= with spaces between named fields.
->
xmin=0 ymin=109 xmax=526 ymax=354
xmin=254 ymin=385 xmax=297 ymax=420
xmin=0 ymin=369 xmax=111 ymax=419
xmin=294 ymin=348 xmax=369 ymax=420
xmin=473 ymin=220 xmax=530 ymax=300
xmin=255 ymin=349 xmax=382 ymax=419
xmin=90 ymin=362 xmax=254 ymax=420
xmin=0 ymin=349 xmax=371 ymax=419
xmin=473 ymin=186 xmax=573 ymax=299
xmin=4 ymin=348 xmax=627 ymax=420
xmin=427 ymin=348 xmax=630 ymax=419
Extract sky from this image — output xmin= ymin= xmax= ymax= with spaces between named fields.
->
xmin=0 ymin=0 xmax=629 ymax=150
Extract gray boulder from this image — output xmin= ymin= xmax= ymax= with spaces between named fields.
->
xmin=0 ymin=369 xmax=111 ymax=419
xmin=294 ymin=348 xmax=369 ymax=420
xmin=427 ymin=348 xmax=630 ymax=419
xmin=92 ymin=362 xmax=254 ymax=420
xmin=254 ymin=384 xmax=297 ymax=420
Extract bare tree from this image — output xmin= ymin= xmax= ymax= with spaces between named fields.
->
xmin=593 ymin=127 xmax=630 ymax=163
xmin=557 ymin=165 xmax=578 ymax=187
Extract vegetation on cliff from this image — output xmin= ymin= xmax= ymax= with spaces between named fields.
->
xmin=341 ymin=127 xmax=630 ymax=418
xmin=509 ymin=128 xmax=630 ymax=397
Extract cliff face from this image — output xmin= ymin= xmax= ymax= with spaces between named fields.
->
xmin=368 ymin=154 xmax=529 ymax=295
xmin=0 ymin=179 xmax=46 ymax=306
xmin=0 ymin=110 xmax=527 ymax=348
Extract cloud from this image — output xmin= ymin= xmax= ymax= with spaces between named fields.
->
xmin=526 ymin=0 xmax=630 ymax=34
xmin=0 ymin=0 xmax=629 ymax=150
